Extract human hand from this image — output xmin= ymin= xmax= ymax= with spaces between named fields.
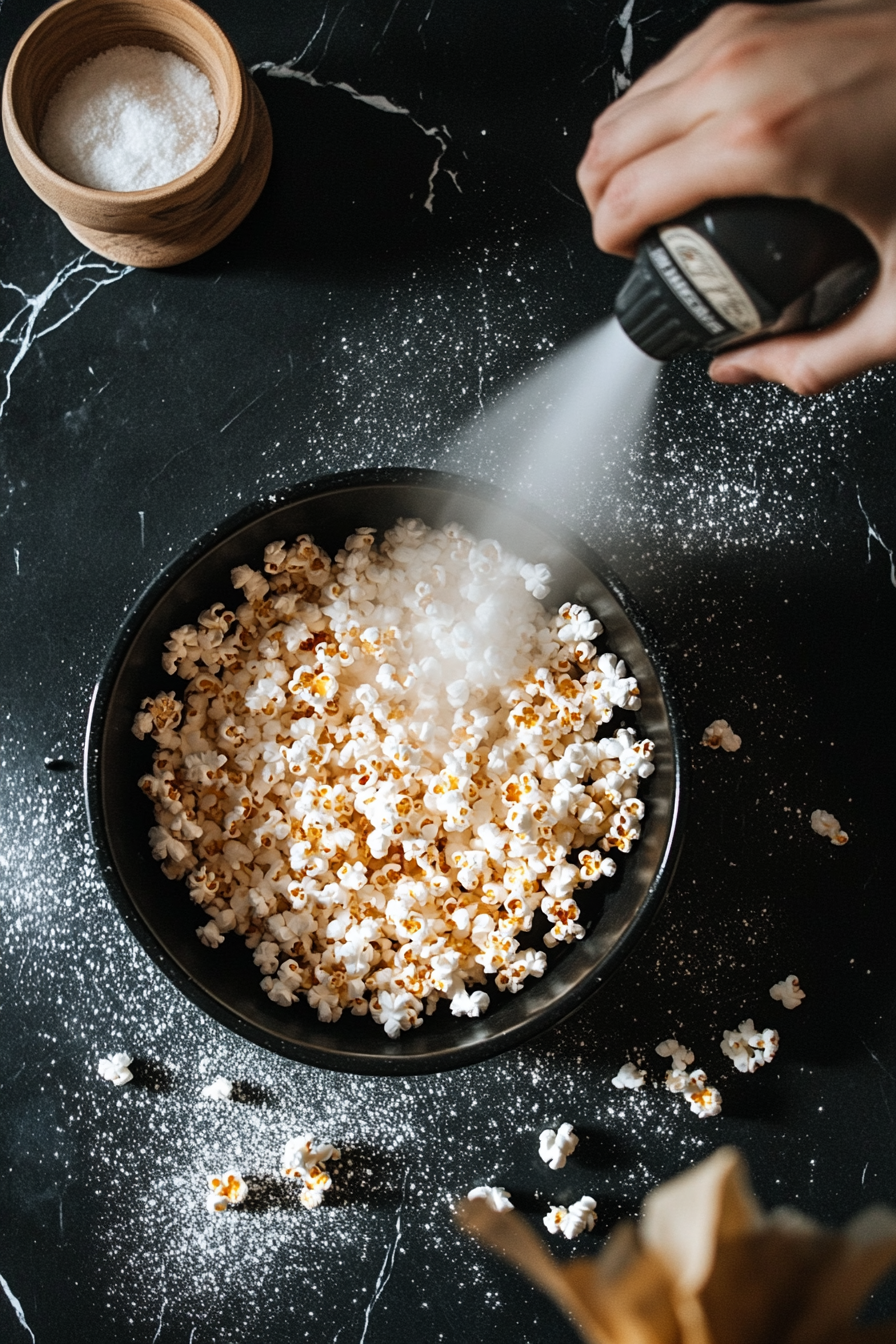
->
xmin=576 ymin=0 xmax=896 ymax=394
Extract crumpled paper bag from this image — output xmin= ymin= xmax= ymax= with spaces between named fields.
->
xmin=457 ymin=1146 xmax=896 ymax=1344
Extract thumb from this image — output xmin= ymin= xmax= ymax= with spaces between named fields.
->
xmin=708 ymin=282 xmax=896 ymax=396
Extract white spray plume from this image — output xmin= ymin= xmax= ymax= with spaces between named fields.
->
xmin=451 ymin=318 xmax=661 ymax=501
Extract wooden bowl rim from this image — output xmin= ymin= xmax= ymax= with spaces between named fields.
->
xmin=2 ymin=0 xmax=244 ymax=206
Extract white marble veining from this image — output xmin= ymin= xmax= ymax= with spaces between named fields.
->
xmin=355 ymin=1171 xmax=408 ymax=1344
xmin=613 ymin=0 xmax=637 ymax=94
xmin=857 ymin=489 xmax=896 ymax=587
xmin=251 ymin=61 xmax=456 ymax=211
xmin=0 ymin=1270 xmax=35 ymax=1342
xmin=0 ymin=254 xmax=132 ymax=426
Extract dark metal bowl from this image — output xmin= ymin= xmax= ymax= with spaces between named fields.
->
xmin=84 ymin=468 xmax=685 ymax=1074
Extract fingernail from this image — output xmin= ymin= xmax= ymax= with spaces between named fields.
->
xmin=710 ymin=363 xmax=760 ymax=386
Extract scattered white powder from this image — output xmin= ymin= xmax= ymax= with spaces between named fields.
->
xmin=39 ymin=45 xmax=218 ymax=191
xmin=810 ymin=808 xmax=848 ymax=846
xmin=538 ymin=1122 xmax=578 ymax=1169
xmin=467 ymin=1185 xmax=513 ymax=1211
xmin=133 ymin=520 xmax=653 ymax=1036
xmin=97 ymin=1051 xmax=133 ymax=1085
xmin=543 ymin=1195 xmax=596 ymax=1238
xmin=701 ymin=719 xmax=742 ymax=752
xmin=770 ymin=974 xmax=805 ymax=1009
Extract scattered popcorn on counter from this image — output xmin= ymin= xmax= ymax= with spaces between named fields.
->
xmin=655 ymin=1038 xmax=694 ymax=1074
xmin=810 ymin=809 xmax=848 ymax=846
xmin=721 ymin=1019 xmax=779 ymax=1073
xmin=611 ymin=1061 xmax=646 ymax=1090
xmin=770 ymin=974 xmax=805 ymax=1009
xmin=538 ymin=1122 xmax=579 ymax=1170
xmin=97 ymin=1052 xmax=133 ymax=1086
xmin=282 ymin=1134 xmax=341 ymax=1209
xmin=200 ymin=1075 xmax=234 ymax=1101
xmin=468 ymin=1185 xmax=514 ymax=1211
xmin=206 ymin=1170 xmax=248 ymax=1212
xmin=134 ymin=521 xmax=653 ymax=1035
xmin=543 ymin=1195 xmax=597 ymax=1239
xmin=701 ymin=719 xmax=742 ymax=752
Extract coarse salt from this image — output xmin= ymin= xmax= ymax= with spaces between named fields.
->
xmin=40 ymin=45 xmax=218 ymax=192
xmin=133 ymin=520 xmax=653 ymax=1036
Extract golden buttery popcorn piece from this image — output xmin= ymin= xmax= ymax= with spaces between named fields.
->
xmin=133 ymin=520 xmax=654 ymax=1035
xmin=206 ymin=1170 xmax=247 ymax=1213
xmin=458 ymin=1146 xmax=896 ymax=1344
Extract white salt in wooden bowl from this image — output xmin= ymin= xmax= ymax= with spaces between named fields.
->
xmin=1 ymin=0 xmax=272 ymax=267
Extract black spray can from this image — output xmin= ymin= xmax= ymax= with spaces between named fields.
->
xmin=614 ymin=196 xmax=878 ymax=361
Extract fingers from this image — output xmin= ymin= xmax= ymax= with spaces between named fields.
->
xmin=708 ymin=281 xmax=896 ymax=394
xmin=590 ymin=121 xmax=791 ymax=256
xmin=576 ymin=87 xmax=704 ymax=223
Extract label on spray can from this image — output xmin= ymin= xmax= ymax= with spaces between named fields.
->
xmin=659 ymin=226 xmax=762 ymax=334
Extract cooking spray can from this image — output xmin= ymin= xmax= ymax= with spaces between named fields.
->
xmin=614 ymin=197 xmax=877 ymax=360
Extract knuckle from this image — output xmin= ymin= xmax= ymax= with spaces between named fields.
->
xmin=786 ymin=356 xmax=830 ymax=397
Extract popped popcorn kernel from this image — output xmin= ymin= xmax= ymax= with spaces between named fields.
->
xmin=468 ymin=1185 xmax=513 ymax=1212
xmin=136 ymin=521 xmax=652 ymax=1035
xmin=720 ymin=1019 xmax=779 ymax=1073
xmin=770 ymin=974 xmax=805 ymax=1010
xmin=543 ymin=1195 xmax=597 ymax=1239
xmin=655 ymin=1038 xmax=694 ymax=1073
xmin=206 ymin=1169 xmax=248 ymax=1212
xmin=282 ymin=1134 xmax=340 ymax=1209
xmin=97 ymin=1052 xmax=133 ymax=1086
xmin=200 ymin=1075 xmax=233 ymax=1101
xmin=701 ymin=719 xmax=742 ymax=752
xmin=538 ymin=1122 xmax=578 ymax=1170
xmin=810 ymin=809 xmax=848 ymax=845
xmin=611 ymin=1061 xmax=646 ymax=1090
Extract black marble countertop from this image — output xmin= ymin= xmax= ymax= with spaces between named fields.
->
xmin=1 ymin=1 xmax=895 ymax=1341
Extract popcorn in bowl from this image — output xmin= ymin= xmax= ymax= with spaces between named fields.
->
xmin=133 ymin=520 xmax=654 ymax=1037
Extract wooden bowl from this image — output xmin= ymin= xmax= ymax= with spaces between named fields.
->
xmin=1 ymin=0 xmax=272 ymax=267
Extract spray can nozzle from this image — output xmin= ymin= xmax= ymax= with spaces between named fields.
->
xmin=614 ymin=197 xmax=877 ymax=361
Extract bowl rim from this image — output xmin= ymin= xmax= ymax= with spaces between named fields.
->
xmin=1 ymin=0 xmax=243 ymax=205
xmin=83 ymin=466 xmax=688 ymax=1074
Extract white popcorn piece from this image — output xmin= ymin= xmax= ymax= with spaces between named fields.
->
xmin=810 ymin=809 xmax=848 ymax=846
xmin=701 ymin=719 xmax=742 ymax=752
xmin=468 ymin=1185 xmax=514 ymax=1212
xmin=450 ymin=989 xmax=490 ymax=1018
xmin=200 ymin=1075 xmax=234 ymax=1102
xmin=543 ymin=1195 xmax=597 ymax=1239
xmin=538 ymin=1122 xmax=579 ymax=1170
xmin=97 ymin=1052 xmax=133 ymax=1086
xmin=655 ymin=1038 xmax=694 ymax=1074
xmin=136 ymin=521 xmax=652 ymax=1036
xmin=282 ymin=1134 xmax=341 ymax=1209
xmin=721 ymin=1019 xmax=779 ymax=1074
xmin=611 ymin=1061 xmax=646 ymax=1090
xmin=681 ymin=1070 xmax=722 ymax=1119
xmin=770 ymin=974 xmax=805 ymax=1010
xmin=206 ymin=1170 xmax=248 ymax=1212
